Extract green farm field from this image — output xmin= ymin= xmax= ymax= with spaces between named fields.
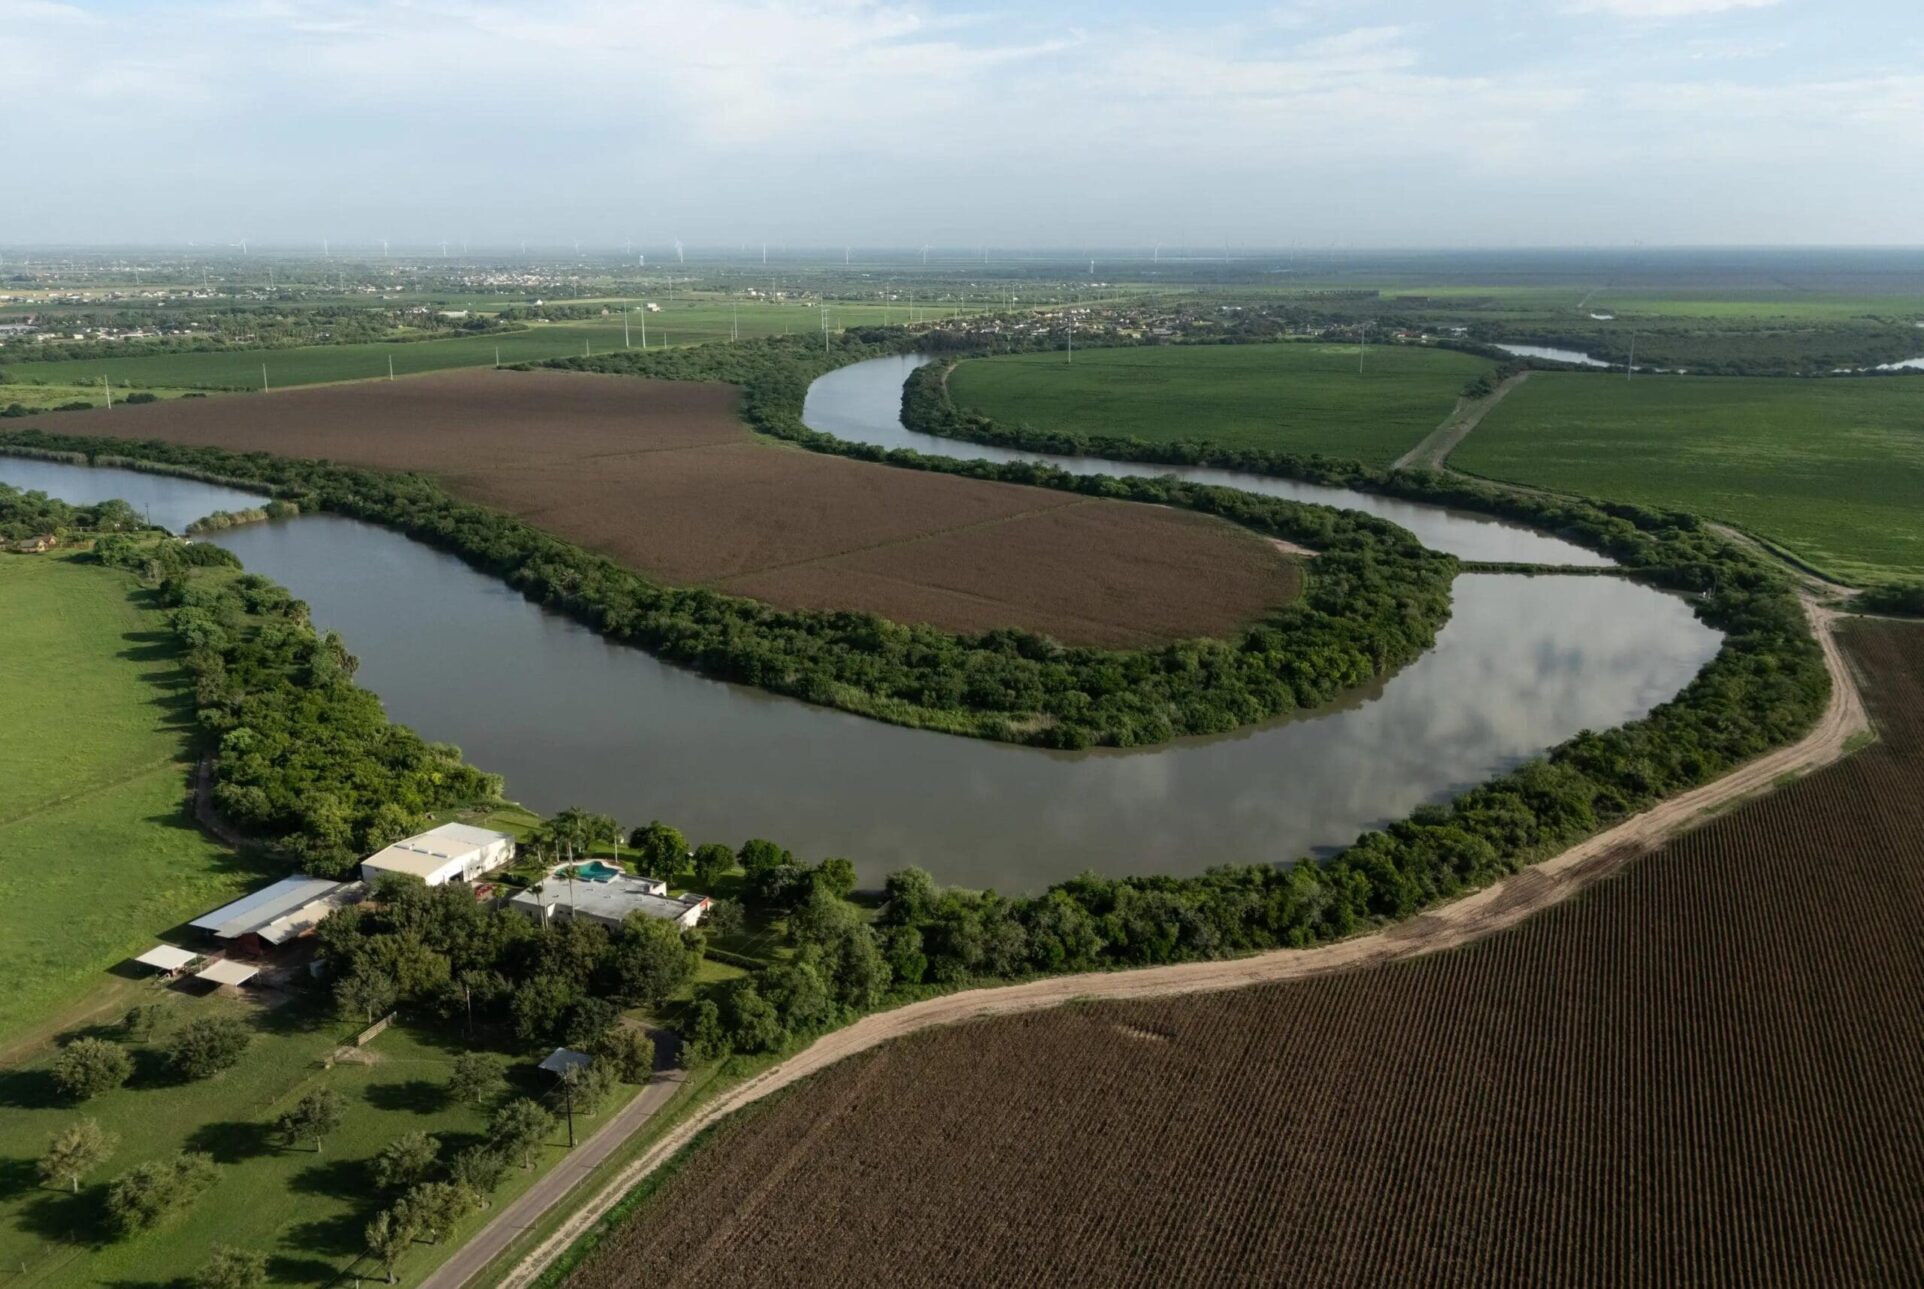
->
xmin=3 ymin=300 xmax=966 ymax=392
xmin=0 ymin=554 xmax=265 ymax=1047
xmin=0 ymin=992 xmax=624 ymax=1286
xmin=945 ymin=342 xmax=1491 ymax=465
xmin=1456 ymin=372 xmax=1924 ymax=584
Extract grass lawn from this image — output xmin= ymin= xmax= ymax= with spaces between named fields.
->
xmin=3 ymin=301 xmax=979 ymax=392
xmin=1454 ymin=371 xmax=1924 ymax=585
xmin=0 ymin=554 xmax=267 ymax=1047
xmin=0 ymin=991 xmax=630 ymax=1286
xmin=945 ymin=342 xmax=1490 ymax=466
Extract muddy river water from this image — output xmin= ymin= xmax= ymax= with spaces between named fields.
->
xmin=2 ymin=362 xmax=1718 ymax=889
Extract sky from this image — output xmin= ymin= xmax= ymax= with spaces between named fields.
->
xmin=4 ymin=0 xmax=1921 ymax=249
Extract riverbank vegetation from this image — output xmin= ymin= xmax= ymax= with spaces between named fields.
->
xmin=1454 ymin=371 xmax=1924 ymax=585
xmin=556 ymin=621 xmax=1924 ymax=1289
xmin=1 ymin=373 xmax=1458 ymax=748
xmin=943 ymin=342 xmax=1489 ymax=466
xmin=82 ymin=529 xmax=501 ymax=872
xmin=526 ymin=337 xmax=1829 ymax=1058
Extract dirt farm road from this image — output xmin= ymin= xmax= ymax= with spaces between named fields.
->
xmin=475 ymin=597 xmax=1865 ymax=1289
xmin=1392 ymin=369 xmax=1530 ymax=471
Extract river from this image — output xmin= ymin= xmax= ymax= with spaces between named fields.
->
xmin=1 ymin=362 xmax=1720 ymax=890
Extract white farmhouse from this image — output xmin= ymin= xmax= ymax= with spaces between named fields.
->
xmin=361 ymin=822 xmax=516 ymax=888
xmin=508 ymin=872 xmax=709 ymax=929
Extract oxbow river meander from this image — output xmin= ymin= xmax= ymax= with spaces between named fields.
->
xmin=2 ymin=360 xmax=1719 ymax=890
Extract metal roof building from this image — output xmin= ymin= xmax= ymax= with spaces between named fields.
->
xmin=191 ymin=876 xmax=352 ymax=942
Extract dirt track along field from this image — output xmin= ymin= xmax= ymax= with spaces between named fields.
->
xmin=541 ymin=615 xmax=1918 ymax=1287
xmin=490 ymin=600 xmax=1890 ymax=1288
xmin=30 ymin=370 xmax=1300 ymax=647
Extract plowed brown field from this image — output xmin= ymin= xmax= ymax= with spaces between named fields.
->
xmin=37 ymin=371 xmax=1300 ymax=646
xmin=560 ymin=619 xmax=1924 ymax=1288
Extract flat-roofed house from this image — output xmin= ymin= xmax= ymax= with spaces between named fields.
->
xmin=361 ymin=823 xmax=516 ymax=888
xmin=508 ymin=873 xmax=709 ymax=930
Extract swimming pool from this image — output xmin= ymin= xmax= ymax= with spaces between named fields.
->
xmin=571 ymin=860 xmax=624 ymax=882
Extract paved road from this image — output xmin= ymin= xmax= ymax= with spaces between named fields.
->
xmin=419 ymin=1035 xmax=683 ymax=1289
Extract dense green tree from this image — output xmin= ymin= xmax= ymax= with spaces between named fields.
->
xmin=628 ymin=820 xmax=689 ymax=879
xmin=448 ymin=1052 xmax=507 ymax=1108
xmin=51 ymin=1038 xmax=132 ymax=1101
xmin=704 ymin=897 xmax=746 ymax=940
xmin=608 ymin=916 xmax=699 ymax=1007
xmin=488 ymin=1098 xmax=555 ymax=1169
xmin=192 ymin=1245 xmax=267 ymax=1289
xmin=105 ymin=1151 xmax=216 ymax=1235
xmin=689 ymin=842 xmax=735 ymax=886
xmin=448 ymin=1145 xmax=509 ymax=1198
xmin=365 ymin=1206 xmax=417 ymax=1283
xmin=591 ymin=1026 xmax=657 ymax=1083
xmin=275 ymin=1088 xmax=345 ymax=1152
xmin=510 ymin=974 xmax=582 ymax=1047
xmin=166 ymin=1017 xmax=250 ymax=1080
xmin=815 ymin=857 xmax=858 ymax=899
xmin=371 ymin=1130 xmax=439 ymax=1189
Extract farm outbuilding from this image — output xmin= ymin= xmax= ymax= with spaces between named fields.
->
xmin=360 ymin=822 xmax=515 ymax=888
xmin=195 ymin=958 xmax=259 ymax=988
xmin=191 ymin=875 xmax=355 ymax=951
xmin=133 ymin=945 xmax=200 ymax=977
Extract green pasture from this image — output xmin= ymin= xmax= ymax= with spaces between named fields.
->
xmin=0 ymin=554 xmax=264 ymax=1047
xmin=0 ymin=992 xmax=622 ymax=1286
xmin=946 ymin=341 xmax=1490 ymax=465
xmin=1455 ymin=371 xmax=1924 ymax=584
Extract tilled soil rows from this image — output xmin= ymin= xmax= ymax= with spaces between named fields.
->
xmin=560 ymin=619 xmax=1924 ymax=1287
xmin=38 ymin=370 xmax=1300 ymax=647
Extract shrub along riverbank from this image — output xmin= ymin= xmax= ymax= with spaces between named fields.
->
xmin=1 ymin=351 xmax=1457 ymax=749
xmin=2 ymin=344 xmax=1830 ymax=1158
xmin=536 ymin=335 xmax=1827 ymax=1054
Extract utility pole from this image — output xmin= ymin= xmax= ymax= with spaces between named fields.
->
xmin=102 ymin=377 xmax=112 ymax=409
xmin=261 ymin=363 xmax=269 ymax=392
xmin=1627 ymin=333 xmax=1636 ymax=380
xmin=388 ymin=355 xmax=395 ymax=381
xmin=623 ymin=306 xmax=630 ymax=349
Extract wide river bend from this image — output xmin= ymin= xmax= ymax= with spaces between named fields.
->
xmin=1 ymin=361 xmax=1717 ymax=890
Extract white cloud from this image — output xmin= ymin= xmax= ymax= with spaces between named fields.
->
xmin=2 ymin=0 xmax=1918 ymax=245
xmin=1568 ymin=0 xmax=1782 ymax=17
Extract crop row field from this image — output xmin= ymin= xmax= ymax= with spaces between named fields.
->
xmin=945 ymin=342 xmax=1490 ymax=466
xmin=1456 ymin=371 xmax=1924 ymax=585
xmin=1 ymin=301 xmax=967 ymax=392
xmin=30 ymin=370 xmax=1303 ymax=647
xmin=560 ymin=618 xmax=1924 ymax=1287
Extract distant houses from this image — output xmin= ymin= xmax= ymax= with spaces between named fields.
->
xmin=360 ymin=822 xmax=516 ymax=887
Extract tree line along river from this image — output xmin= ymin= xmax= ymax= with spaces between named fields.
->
xmin=0 ymin=356 xmax=1718 ymax=890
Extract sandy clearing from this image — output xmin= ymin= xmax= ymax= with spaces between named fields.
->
xmin=488 ymin=592 xmax=1865 ymax=1289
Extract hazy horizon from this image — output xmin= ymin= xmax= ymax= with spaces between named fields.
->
xmin=7 ymin=0 xmax=1922 ymax=248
